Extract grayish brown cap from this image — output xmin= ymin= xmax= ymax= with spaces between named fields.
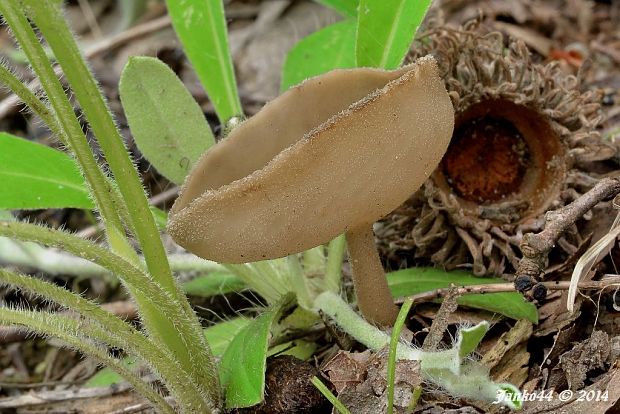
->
xmin=168 ymin=55 xmax=454 ymax=264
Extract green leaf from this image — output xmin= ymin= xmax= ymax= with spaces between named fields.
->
xmin=165 ymin=0 xmax=242 ymax=123
xmin=456 ymin=322 xmax=490 ymax=358
xmin=85 ymin=317 xmax=250 ymax=388
xmin=387 ymin=268 xmax=538 ymax=323
xmin=355 ymin=0 xmax=432 ymax=69
xmin=120 ymin=57 xmax=215 ymax=185
xmin=182 ymin=272 xmax=245 ymax=297
xmin=204 ymin=317 xmax=252 ymax=357
xmin=281 ymin=19 xmax=356 ymax=92
xmin=219 ymin=295 xmax=293 ymax=409
xmin=0 ymin=132 xmax=93 ymax=210
xmin=315 ymin=0 xmax=358 ymax=17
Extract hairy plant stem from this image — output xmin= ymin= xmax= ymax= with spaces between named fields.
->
xmin=314 ymin=291 xmax=521 ymax=409
xmin=314 ymin=291 xmax=419 ymax=359
xmin=0 ymin=64 xmax=57 ymax=132
xmin=0 ymin=1 xmax=136 ymax=263
xmin=0 ymin=309 xmax=177 ymax=414
xmin=0 ymin=237 xmax=226 ymax=282
xmin=21 ymin=0 xmax=174 ymax=295
xmin=3 ymin=2 xmax=220 ymax=406
xmin=0 ymin=269 xmax=210 ymax=413
xmin=0 ymin=62 xmax=139 ymax=246
xmin=0 ymin=220 xmax=220 ymax=409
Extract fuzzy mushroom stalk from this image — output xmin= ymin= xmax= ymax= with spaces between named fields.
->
xmin=346 ymin=225 xmax=399 ymax=325
xmin=168 ymin=56 xmax=454 ymax=327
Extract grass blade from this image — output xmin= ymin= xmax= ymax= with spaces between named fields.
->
xmin=311 ymin=376 xmax=352 ymax=414
xmin=0 ymin=1 xmax=135 ymax=261
xmin=165 ymin=0 xmax=242 ymax=123
xmin=281 ymin=20 xmax=356 ymax=91
xmin=387 ymin=298 xmax=414 ymax=414
xmin=356 ymin=0 xmax=432 ymax=69
xmin=22 ymin=0 xmax=175 ymax=294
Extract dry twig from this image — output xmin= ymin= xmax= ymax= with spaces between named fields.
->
xmin=514 ymin=177 xmax=620 ymax=298
xmin=394 ymin=276 xmax=620 ymax=305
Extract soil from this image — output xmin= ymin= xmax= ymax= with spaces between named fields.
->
xmin=0 ymin=0 xmax=619 ymax=413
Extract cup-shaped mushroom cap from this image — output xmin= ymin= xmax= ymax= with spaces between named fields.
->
xmin=168 ymin=55 xmax=454 ymax=263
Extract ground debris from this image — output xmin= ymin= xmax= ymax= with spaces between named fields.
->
xmin=560 ymin=330 xmax=612 ymax=391
xmin=235 ymin=355 xmax=328 ymax=414
xmin=482 ymin=319 xmax=533 ymax=387
xmin=323 ymin=349 xmax=422 ymax=414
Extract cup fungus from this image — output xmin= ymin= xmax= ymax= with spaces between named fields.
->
xmin=376 ymin=24 xmax=617 ymax=277
xmin=168 ymin=56 xmax=454 ymax=326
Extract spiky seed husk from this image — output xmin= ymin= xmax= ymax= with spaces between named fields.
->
xmin=376 ymin=21 xmax=616 ymax=276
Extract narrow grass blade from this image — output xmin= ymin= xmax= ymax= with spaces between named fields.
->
xmin=165 ymin=0 xmax=242 ymax=123
xmin=356 ymin=0 xmax=432 ymax=69
xmin=387 ymin=298 xmax=414 ymax=414
xmin=0 ymin=1 xmax=136 ymax=262
xmin=281 ymin=20 xmax=356 ymax=91
xmin=311 ymin=376 xmax=352 ymax=414
xmin=22 ymin=0 xmax=175 ymax=294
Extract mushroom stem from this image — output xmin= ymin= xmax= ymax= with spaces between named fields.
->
xmin=346 ymin=225 xmax=399 ymax=326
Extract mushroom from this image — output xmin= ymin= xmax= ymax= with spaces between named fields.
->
xmin=168 ymin=55 xmax=454 ymax=326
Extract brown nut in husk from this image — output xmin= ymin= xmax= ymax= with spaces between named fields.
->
xmin=168 ymin=56 xmax=454 ymax=325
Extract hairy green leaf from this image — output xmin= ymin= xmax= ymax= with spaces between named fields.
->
xmin=120 ymin=57 xmax=215 ymax=185
xmin=315 ymin=0 xmax=358 ymax=17
xmin=0 ymin=132 xmax=93 ymax=210
xmin=457 ymin=322 xmax=490 ymax=358
xmin=220 ymin=295 xmax=293 ymax=409
xmin=281 ymin=19 xmax=356 ymax=91
xmin=387 ymin=268 xmax=538 ymax=323
xmin=356 ymin=0 xmax=432 ymax=69
xmin=165 ymin=0 xmax=242 ymax=123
